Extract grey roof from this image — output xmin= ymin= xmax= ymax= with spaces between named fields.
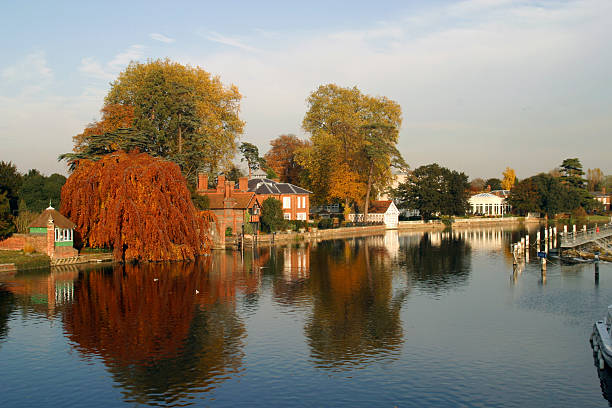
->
xmin=247 ymin=178 xmax=312 ymax=195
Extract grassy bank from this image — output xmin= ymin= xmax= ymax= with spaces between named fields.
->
xmin=0 ymin=250 xmax=50 ymax=270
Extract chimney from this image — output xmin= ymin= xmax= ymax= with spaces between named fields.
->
xmin=225 ymin=181 xmax=234 ymax=198
xmin=217 ymin=175 xmax=226 ymax=193
xmin=197 ymin=173 xmax=208 ymax=191
xmin=239 ymin=177 xmax=248 ymax=192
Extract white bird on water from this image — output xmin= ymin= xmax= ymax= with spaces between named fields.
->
xmin=195 ymin=289 xmax=199 ymax=294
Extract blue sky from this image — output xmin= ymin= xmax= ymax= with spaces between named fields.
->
xmin=1 ymin=0 xmax=611 ymax=179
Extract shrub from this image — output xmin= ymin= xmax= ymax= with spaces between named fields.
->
xmin=23 ymin=243 xmax=35 ymax=254
xmin=225 ymin=226 xmax=233 ymax=237
xmin=318 ymin=218 xmax=333 ymax=229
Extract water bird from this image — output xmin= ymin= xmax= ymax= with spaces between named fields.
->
xmin=195 ymin=289 xmax=199 ymax=294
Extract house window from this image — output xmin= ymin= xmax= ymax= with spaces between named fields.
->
xmin=284 ymin=213 xmax=291 ymax=220
xmin=283 ymin=197 xmax=291 ymax=209
xmin=297 ymin=212 xmax=306 ymax=220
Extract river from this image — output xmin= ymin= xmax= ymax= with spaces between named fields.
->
xmin=1 ymin=226 xmax=611 ymax=407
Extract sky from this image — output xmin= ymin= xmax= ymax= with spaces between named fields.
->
xmin=1 ymin=0 xmax=611 ymax=180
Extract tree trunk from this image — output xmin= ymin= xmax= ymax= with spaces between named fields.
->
xmin=178 ymin=113 xmax=182 ymax=154
xmin=363 ymin=161 xmax=374 ymax=222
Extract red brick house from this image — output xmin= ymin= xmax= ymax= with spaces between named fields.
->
xmin=197 ymin=174 xmax=261 ymax=236
xmin=247 ymin=169 xmax=311 ymax=221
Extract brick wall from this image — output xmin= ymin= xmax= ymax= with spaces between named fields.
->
xmin=0 ymin=233 xmax=75 ymax=258
xmin=0 ymin=234 xmax=27 ymax=250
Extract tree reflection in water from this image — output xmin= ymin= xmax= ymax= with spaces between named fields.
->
xmin=400 ymin=232 xmax=471 ymax=295
xmin=305 ymin=238 xmax=408 ymax=371
xmin=63 ymin=256 xmax=256 ymax=406
xmin=0 ymin=287 xmax=14 ymax=345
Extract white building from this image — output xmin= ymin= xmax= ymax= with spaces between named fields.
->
xmin=468 ymin=193 xmax=510 ymax=216
xmin=349 ymin=200 xmax=400 ymax=228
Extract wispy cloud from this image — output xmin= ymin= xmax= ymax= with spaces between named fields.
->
xmin=188 ymin=0 xmax=612 ymax=177
xmin=108 ymin=44 xmax=144 ymax=68
xmin=78 ymin=57 xmax=114 ymax=81
xmin=150 ymin=33 xmax=175 ymax=43
xmin=79 ymin=44 xmax=145 ymax=81
xmin=2 ymin=51 xmax=52 ymax=82
xmin=204 ymin=31 xmax=260 ymax=52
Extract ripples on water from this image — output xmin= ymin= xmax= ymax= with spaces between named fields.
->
xmin=1 ymin=226 xmax=612 ymax=407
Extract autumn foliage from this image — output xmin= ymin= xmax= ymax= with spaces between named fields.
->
xmin=73 ymin=104 xmax=135 ymax=153
xmin=60 ymin=151 xmax=212 ymax=262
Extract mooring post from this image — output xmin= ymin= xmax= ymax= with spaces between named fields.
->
xmin=573 ymin=224 xmax=577 ymax=235
xmin=564 ymin=225 xmax=568 ymax=235
xmin=595 ymin=252 xmax=600 ymax=282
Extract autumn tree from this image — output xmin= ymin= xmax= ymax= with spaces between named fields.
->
xmin=298 ymin=84 xmax=403 ymax=208
xmin=60 ymin=151 xmax=212 ymax=262
xmin=263 ymin=134 xmax=310 ymax=185
xmin=587 ymin=168 xmax=604 ymax=192
xmin=469 ymin=178 xmax=485 ymax=193
xmin=501 ymin=167 xmax=516 ymax=190
xmin=75 ymin=59 xmax=244 ymax=183
xmin=360 ymin=123 xmax=406 ymax=220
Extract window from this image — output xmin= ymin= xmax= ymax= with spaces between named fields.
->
xmin=284 ymin=213 xmax=291 ymax=220
xmin=297 ymin=212 xmax=306 ymax=220
xmin=283 ymin=197 xmax=291 ymax=209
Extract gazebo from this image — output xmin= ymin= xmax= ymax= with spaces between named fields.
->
xmin=28 ymin=206 xmax=78 ymax=257
xmin=468 ymin=193 xmax=510 ymax=216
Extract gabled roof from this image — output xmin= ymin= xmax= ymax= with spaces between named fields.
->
xmin=28 ymin=207 xmax=76 ymax=229
xmin=206 ymin=192 xmax=256 ymax=210
xmin=368 ymin=200 xmax=393 ymax=214
xmin=247 ymin=178 xmax=312 ymax=195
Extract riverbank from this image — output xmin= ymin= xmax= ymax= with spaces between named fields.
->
xmin=217 ymin=216 xmax=530 ymax=249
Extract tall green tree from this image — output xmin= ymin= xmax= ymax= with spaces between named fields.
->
xmin=260 ymin=197 xmax=285 ymax=233
xmin=18 ymin=170 xmax=66 ymax=213
xmin=560 ymin=158 xmax=585 ymax=189
xmin=395 ymin=163 xmax=468 ymax=219
xmin=484 ymin=178 xmax=502 ymax=191
xmin=0 ymin=192 xmax=15 ymax=239
xmin=239 ymin=142 xmax=266 ymax=179
xmin=0 ymin=161 xmax=22 ymax=215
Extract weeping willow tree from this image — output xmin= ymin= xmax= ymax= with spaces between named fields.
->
xmin=60 ymin=151 xmax=212 ymax=262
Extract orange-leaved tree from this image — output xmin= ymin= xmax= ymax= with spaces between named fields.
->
xmin=264 ymin=134 xmax=310 ymax=185
xmin=60 ymin=151 xmax=212 ymax=262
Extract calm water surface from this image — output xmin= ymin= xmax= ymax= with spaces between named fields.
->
xmin=1 ymin=226 xmax=611 ymax=407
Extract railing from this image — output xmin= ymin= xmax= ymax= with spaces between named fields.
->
xmin=560 ymin=223 xmax=612 ymax=248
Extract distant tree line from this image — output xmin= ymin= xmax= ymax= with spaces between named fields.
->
xmin=0 ymin=161 xmax=67 ymax=238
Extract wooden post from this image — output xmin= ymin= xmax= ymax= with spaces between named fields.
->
xmin=573 ymin=224 xmax=576 ymax=234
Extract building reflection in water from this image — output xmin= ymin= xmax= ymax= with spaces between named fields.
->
xmin=0 ymin=266 xmax=79 ymax=318
xmin=61 ymin=257 xmax=256 ymax=406
xmin=304 ymin=236 xmax=408 ymax=371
